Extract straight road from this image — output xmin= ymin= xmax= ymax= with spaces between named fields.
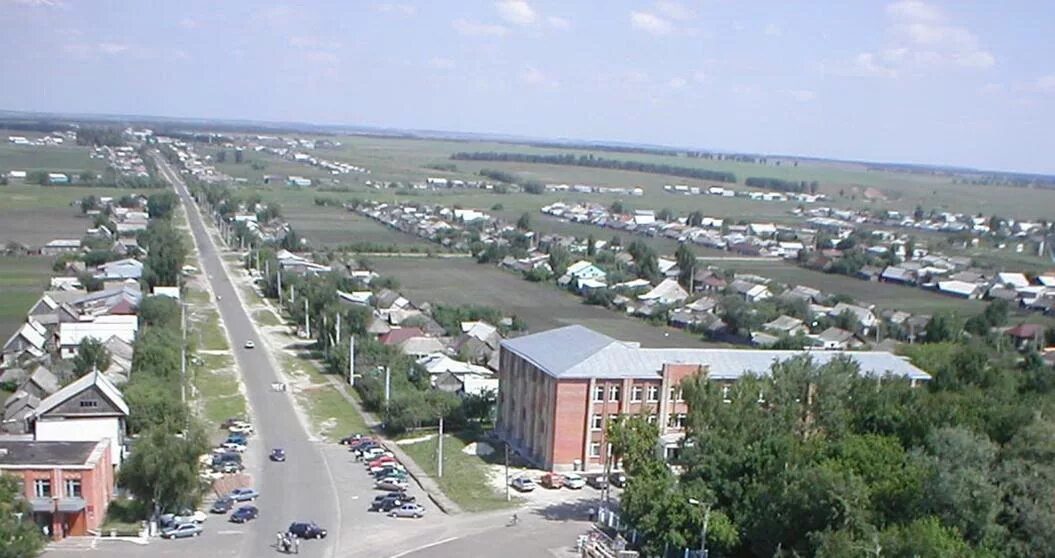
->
xmin=155 ymin=154 xmax=342 ymax=558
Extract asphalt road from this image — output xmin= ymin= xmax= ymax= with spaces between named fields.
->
xmin=157 ymin=155 xmax=343 ymax=558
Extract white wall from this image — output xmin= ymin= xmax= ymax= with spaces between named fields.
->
xmin=35 ymin=417 xmax=122 ymax=466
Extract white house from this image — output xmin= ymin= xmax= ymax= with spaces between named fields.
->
xmin=58 ymin=315 xmax=139 ymax=359
xmin=937 ymin=280 xmax=983 ymax=299
xmin=30 ymin=371 xmax=129 ymax=468
xmin=638 ymin=278 xmax=690 ymax=306
xmin=565 ymin=260 xmax=607 ymax=282
xmin=829 ymin=302 xmax=877 ymax=330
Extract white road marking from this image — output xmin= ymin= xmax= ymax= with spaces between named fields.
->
xmin=387 ymin=536 xmax=462 ymax=558
xmin=216 ymin=530 xmax=244 ymax=535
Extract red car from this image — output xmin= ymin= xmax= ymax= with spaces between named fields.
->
xmin=367 ymin=455 xmax=396 ymax=468
xmin=348 ymin=438 xmax=375 ymax=449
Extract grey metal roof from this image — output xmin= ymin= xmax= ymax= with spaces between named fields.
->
xmin=501 ymin=325 xmax=931 ymax=382
xmin=0 ymin=441 xmax=99 ymax=466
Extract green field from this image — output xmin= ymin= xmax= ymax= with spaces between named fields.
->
xmin=0 ymin=142 xmax=104 ymax=174
xmin=0 ymin=255 xmax=53 ymax=342
xmin=0 ymin=182 xmax=154 ymax=245
xmin=371 ymin=256 xmax=716 ymax=348
xmin=400 ymin=433 xmax=514 ymax=512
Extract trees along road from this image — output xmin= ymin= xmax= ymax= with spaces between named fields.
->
xmin=155 ymin=153 xmax=342 ymax=558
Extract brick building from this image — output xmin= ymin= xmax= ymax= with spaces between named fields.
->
xmin=0 ymin=439 xmax=114 ymax=539
xmin=497 ymin=325 xmax=930 ymax=472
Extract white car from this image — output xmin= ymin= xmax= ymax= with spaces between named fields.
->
xmin=174 ymin=510 xmax=208 ymax=524
xmin=563 ymin=473 xmax=586 ymax=490
xmin=389 ymin=503 xmax=425 ymax=519
xmin=244 ymin=340 xmax=255 ymax=349
xmin=376 ymin=478 xmax=409 ymax=492
xmin=221 ymin=442 xmax=247 ymax=453
xmin=228 ymin=422 xmax=254 ymax=434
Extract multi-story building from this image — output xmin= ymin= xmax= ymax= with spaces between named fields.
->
xmin=0 ymin=439 xmax=114 ymax=539
xmin=497 ymin=325 xmax=930 ymax=472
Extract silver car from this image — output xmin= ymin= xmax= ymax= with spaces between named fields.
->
xmin=161 ymin=522 xmax=202 ymax=539
xmin=388 ymin=503 xmax=425 ymax=518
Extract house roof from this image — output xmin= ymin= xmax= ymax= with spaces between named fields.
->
xmin=764 ymin=315 xmax=805 ymax=332
xmin=830 ymin=303 xmax=874 ymax=324
xmin=31 ymin=371 xmax=129 ymax=419
xmin=399 ymin=336 xmax=447 ymax=356
xmin=638 ymin=279 xmax=689 ymax=303
xmin=1006 ymin=323 xmax=1045 ymax=339
xmin=938 ymin=280 xmax=981 ymax=297
xmin=0 ymin=440 xmax=104 ymax=467
xmin=501 ymin=325 xmax=930 ymax=381
xmin=378 ymin=327 xmax=425 ymax=346
xmin=996 ymin=272 xmax=1030 ymax=288
xmin=817 ymin=327 xmax=853 ymax=343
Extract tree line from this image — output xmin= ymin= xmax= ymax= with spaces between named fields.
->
xmin=451 ymin=152 xmax=738 ymax=183
xmin=744 ymin=177 xmax=820 ymax=194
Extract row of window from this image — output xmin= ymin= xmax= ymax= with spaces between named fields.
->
xmin=31 ymin=478 xmax=81 ymax=499
xmin=591 ymin=384 xmax=684 ymax=403
xmin=590 ymin=413 xmax=687 ymax=431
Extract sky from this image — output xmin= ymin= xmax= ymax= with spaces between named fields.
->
xmin=1 ymin=0 xmax=1053 ymax=174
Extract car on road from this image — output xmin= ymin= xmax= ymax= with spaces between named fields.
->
xmin=210 ymin=497 xmax=234 ymax=514
xmin=221 ymin=442 xmax=247 ymax=453
xmin=511 ymin=477 xmax=536 ymax=492
xmin=563 ymin=472 xmax=586 ymax=489
xmin=389 ymin=503 xmax=426 ymax=519
xmin=370 ymin=492 xmax=415 ymax=511
xmin=228 ymin=421 xmax=253 ymax=434
xmin=609 ymin=472 xmax=628 ymax=488
xmin=368 ymin=462 xmax=403 ymax=474
xmin=586 ymin=474 xmax=608 ymax=490
xmin=376 ymin=478 xmax=409 ymax=492
xmin=227 ymin=488 xmax=259 ymax=502
xmin=176 ymin=509 xmax=208 ymax=524
xmin=218 ymin=461 xmax=243 ymax=474
xmin=367 ymin=455 xmax=396 ymax=468
xmin=161 ymin=522 xmax=202 ymax=539
xmin=229 ymin=505 xmax=259 ymax=523
xmin=540 ymin=472 xmax=565 ymax=489
xmin=288 ymin=521 xmax=327 ymax=539
xmin=244 ymin=340 xmax=255 ymax=349
xmin=269 ymin=448 xmax=286 ymax=462
xmin=221 ymin=417 xmax=248 ymax=429
xmin=225 ymin=433 xmax=248 ymax=445
xmin=372 ymin=466 xmax=407 ymax=479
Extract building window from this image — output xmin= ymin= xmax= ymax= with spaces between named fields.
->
xmin=647 ymin=414 xmax=657 ymax=424
xmin=609 ymin=414 xmax=619 ymax=425
xmin=589 ymin=443 xmax=601 ymax=457
xmin=669 ymin=387 xmax=683 ymax=402
xmin=591 ymin=414 xmax=603 ymax=431
xmin=667 ymin=413 xmax=687 ymax=429
xmin=33 ymin=479 xmax=51 ymax=498
xmin=609 ymin=385 xmax=621 ymax=402
xmin=64 ymin=479 xmax=82 ymax=498
xmin=646 ymin=385 xmax=659 ymax=402
xmin=721 ymin=385 xmax=731 ymax=402
xmin=630 ymin=385 xmax=643 ymax=402
xmin=593 ymin=385 xmax=604 ymax=402
xmin=79 ymin=400 xmax=99 ymax=408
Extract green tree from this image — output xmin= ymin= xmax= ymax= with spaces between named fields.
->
xmin=72 ymin=337 xmax=112 ymax=376
xmin=140 ymin=220 xmax=187 ymax=288
xmin=516 ymin=212 xmax=531 ymax=231
xmin=919 ymin=427 xmax=1002 ymax=545
xmin=586 ymin=234 xmax=596 ymax=257
xmin=0 ymin=475 xmax=44 ymax=558
xmin=138 ymin=295 xmax=181 ymax=329
xmin=675 ymin=243 xmax=695 ymax=289
xmin=119 ymin=423 xmax=208 ymax=516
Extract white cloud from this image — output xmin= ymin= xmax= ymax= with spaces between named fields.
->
xmin=373 ymin=3 xmax=416 ymax=16
xmin=654 ymin=0 xmax=693 ymax=21
xmin=520 ymin=66 xmax=558 ymax=88
xmin=667 ymin=77 xmax=687 ymax=89
xmin=886 ymin=0 xmax=942 ymax=22
xmin=303 ymin=50 xmax=339 ymax=65
xmin=786 ymin=89 xmax=817 ymax=102
xmin=1036 ymin=75 xmax=1055 ymax=94
xmin=289 ymin=36 xmax=341 ymax=50
xmin=852 ymin=1 xmax=995 ymax=77
xmin=452 ymin=18 xmax=508 ymax=38
xmin=692 ymin=70 xmax=707 ymax=83
xmin=764 ymin=23 xmax=782 ymax=37
xmin=428 ymin=57 xmax=456 ymax=70
xmin=630 ymin=11 xmax=672 ymax=35
xmin=8 ymin=0 xmax=64 ymax=6
xmin=496 ymin=0 xmax=537 ymax=25
xmin=97 ymin=42 xmax=129 ymax=55
xmin=547 ymin=16 xmax=570 ymax=30
xmin=178 ymin=17 xmax=199 ymax=29
xmin=978 ymin=83 xmax=1003 ymax=95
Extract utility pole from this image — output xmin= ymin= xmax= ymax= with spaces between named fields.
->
xmin=335 ymin=313 xmax=341 ymax=348
xmin=180 ymin=301 xmax=186 ymax=404
xmin=437 ymin=416 xmax=444 ymax=478
xmin=384 ymin=366 xmax=391 ymax=409
xmin=349 ymin=336 xmax=356 ymax=386
xmin=505 ymin=443 xmax=511 ymax=502
xmin=304 ymin=298 xmax=310 ymax=338
xmin=277 ymin=269 xmax=283 ymax=305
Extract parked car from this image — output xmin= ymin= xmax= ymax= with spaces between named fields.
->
xmin=511 ymin=477 xmax=536 ymax=492
xmin=174 ymin=509 xmax=208 ymax=524
xmin=210 ymin=497 xmax=234 ymax=514
xmin=161 ymin=522 xmax=202 ymax=539
xmin=221 ymin=417 xmax=248 ymax=429
xmin=368 ymin=462 xmax=404 ymax=475
xmin=609 ymin=473 xmax=628 ymax=488
xmin=360 ymin=448 xmax=390 ymax=460
xmin=227 ymin=421 xmax=253 ymax=434
xmin=389 ymin=503 xmax=426 ymax=519
xmin=218 ymin=461 xmax=243 ymax=474
xmin=540 ymin=473 xmax=565 ymax=489
xmin=586 ymin=474 xmax=608 ymax=490
xmin=221 ymin=442 xmax=247 ymax=453
xmin=372 ymin=466 xmax=407 ymax=479
xmin=227 ymin=488 xmax=259 ymax=502
xmin=229 ymin=505 xmax=259 ymax=523
xmin=225 ymin=433 xmax=248 ymax=445
xmin=287 ymin=521 xmax=327 ymax=539
xmin=370 ymin=492 xmax=415 ymax=511
xmin=563 ymin=472 xmax=586 ymax=489
xmin=367 ymin=455 xmax=396 ymax=468
xmin=244 ymin=340 xmax=255 ymax=349
xmin=269 ymin=449 xmax=286 ymax=462
xmin=376 ymin=478 xmax=409 ymax=492
xmin=339 ymin=433 xmax=368 ymax=445
xmin=380 ymin=494 xmax=416 ymax=512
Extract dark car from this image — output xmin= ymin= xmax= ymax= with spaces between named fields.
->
xmin=339 ymin=433 xmax=367 ymax=445
xmin=288 ymin=521 xmax=327 ymax=539
xmin=370 ymin=492 xmax=415 ymax=511
xmin=609 ymin=472 xmax=628 ymax=488
xmin=586 ymin=474 xmax=609 ymax=489
xmin=226 ymin=432 xmax=248 ymax=444
xmin=229 ymin=505 xmax=259 ymax=523
xmin=210 ymin=497 xmax=234 ymax=514
xmin=269 ymin=449 xmax=286 ymax=462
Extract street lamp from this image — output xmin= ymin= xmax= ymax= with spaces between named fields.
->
xmin=687 ymin=498 xmax=710 ymax=558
